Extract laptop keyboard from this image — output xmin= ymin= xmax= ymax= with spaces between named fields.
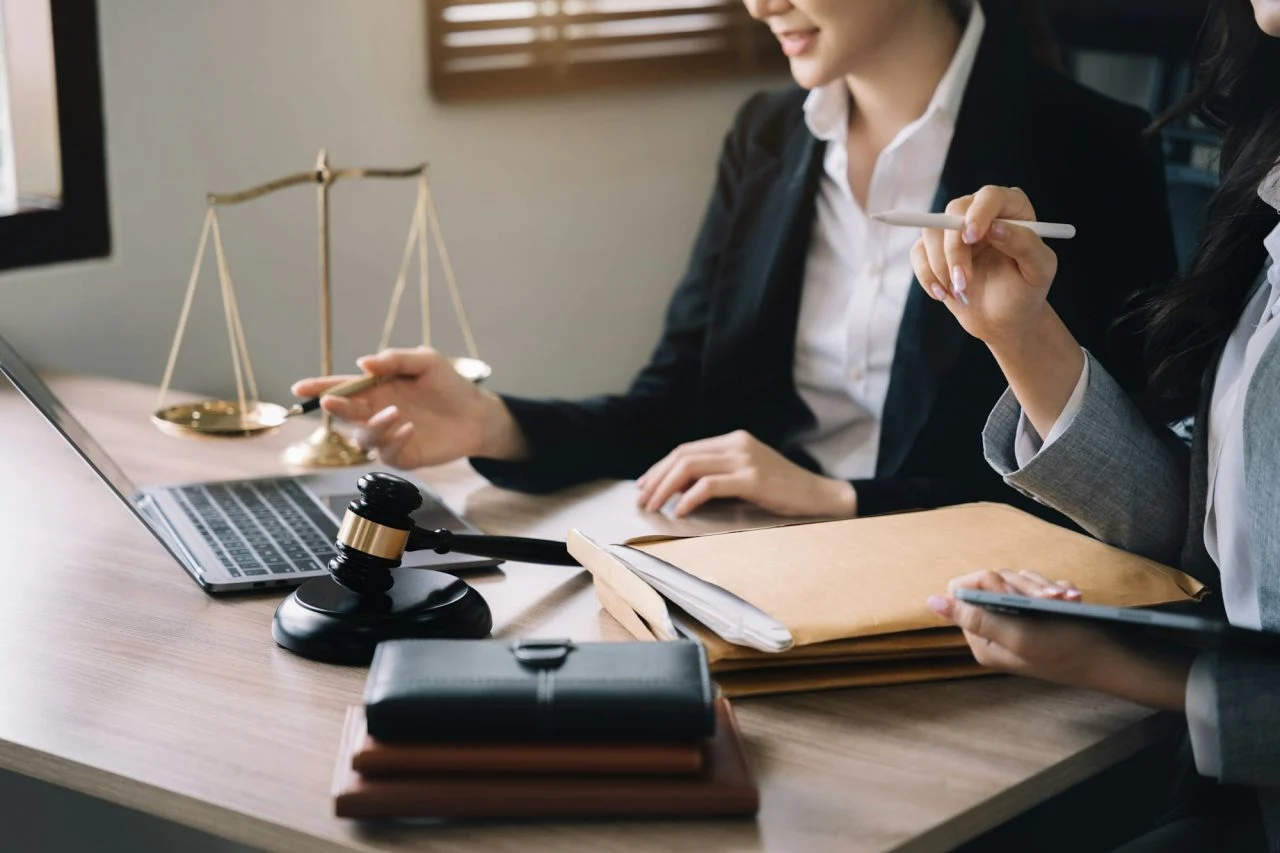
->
xmin=172 ymin=479 xmax=338 ymax=578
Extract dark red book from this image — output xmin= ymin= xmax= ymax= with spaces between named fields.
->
xmin=332 ymin=698 xmax=758 ymax=820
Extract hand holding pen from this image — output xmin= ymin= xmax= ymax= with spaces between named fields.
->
xmin=286 ymin=374 xmax=392 ymax=417
xmin=290 ymin=347 xmax=528 ymax=469
xmin=902 ymin=185 xmax=1088 ymax=440
xmin=882 ymin=186 xmax=1064 ymax=342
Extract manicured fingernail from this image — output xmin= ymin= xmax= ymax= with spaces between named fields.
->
xmin=1045 ymin=586 xmax=1064 ymax=596
xmin=930 ymin=284 xmax=948 ymax=301
xmin=963 ymin=223 xmax=980 ymax=245
xmin=990 ymin=222 xmax=1008 ymax=240
xmin=1065 ymin=589 xmax=1082 ymax=599
xmin=927 ymin=595 xmax=952 ymax=616
xmin=952 ymin=268 xmax=969 ymax=305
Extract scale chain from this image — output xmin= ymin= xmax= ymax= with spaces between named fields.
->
xmin=422 ymin=173 xmax=479 ymax=361
xmin=378 ymin=184 xmax=427 ymax=352
xmin=156 ymin=208 xmax=215 ymax=410
xmin=417 ymin=175 xmax=430 ymax=350
xmin=209 ymin=210 xmax=254 ymax=419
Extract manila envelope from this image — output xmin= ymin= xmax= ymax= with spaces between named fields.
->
xmin=569 ymin=502 xmax=1207 ymax=695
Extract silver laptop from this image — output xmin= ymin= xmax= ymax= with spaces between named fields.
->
xmin=0 ymin=332 xmax=498 ymax=593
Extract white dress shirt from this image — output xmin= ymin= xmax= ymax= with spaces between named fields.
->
xmin=792 ymin=1 xmax=985 ymax=480
xmin=1016 ymin=167 xmax=1280 ymax=777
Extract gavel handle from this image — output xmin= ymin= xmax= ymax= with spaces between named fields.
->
xmin=407 ymin=527 xmax=580 ymax=566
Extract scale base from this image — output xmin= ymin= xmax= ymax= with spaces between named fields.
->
xmin=283 ymin=424 xmax=371 ymax=468
xmin=272 ymin=569 xmax=493 ymax=665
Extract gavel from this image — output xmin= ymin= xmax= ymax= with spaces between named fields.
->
xmin=272 ymin=472 xmax=580 ymax=665
xmin=329 ymin=471 xmax=578 ymax=592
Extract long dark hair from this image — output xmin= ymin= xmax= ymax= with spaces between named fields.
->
xmin=1143 ymin=0 xmax=1280 ymax=423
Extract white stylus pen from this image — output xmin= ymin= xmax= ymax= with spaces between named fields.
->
xmin=871 ymin=211 xmax=1077 ymax=240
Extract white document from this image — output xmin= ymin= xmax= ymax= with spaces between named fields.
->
xmin=605 ymin=544 xmax=794 ymax=653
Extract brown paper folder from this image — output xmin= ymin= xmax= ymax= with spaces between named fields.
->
xmin=572 ymin=502 xmax=1207 ymax=696
xmin=713 ymin=656 xmax=989 ymax=698
xmin=353 ymin=732 xmax=704 ymax=777
xmin=333 ymin=700 xmax=758 ymax=820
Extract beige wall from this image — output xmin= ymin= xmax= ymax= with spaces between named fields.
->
xmin=0 ymin=0 xmax=783 ymax=408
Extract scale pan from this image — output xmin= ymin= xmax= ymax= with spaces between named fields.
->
xmin=452 ymin=357 xmax=492 ymax=384
xmin=151 ymin=400 xmax=290 ymax=439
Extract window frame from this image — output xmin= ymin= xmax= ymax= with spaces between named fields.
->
xmin=426 ymin=0 xmax=786 ymax=103
xmin=0 ymin=0 xmax=109 ymax=272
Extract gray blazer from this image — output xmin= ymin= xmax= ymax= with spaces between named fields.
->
xmin=983 ymin=328 xmax=1280 ymax=846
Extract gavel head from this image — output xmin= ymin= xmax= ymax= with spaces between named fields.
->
xmin=328 ymin=472 xmax=423 ymax=594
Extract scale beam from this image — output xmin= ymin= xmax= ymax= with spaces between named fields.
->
xmin=206 ymin=164 xmax=429 ymax=207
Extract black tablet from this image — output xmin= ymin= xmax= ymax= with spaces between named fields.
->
xmin=954 ymin=589 xmax=1280 ymax=652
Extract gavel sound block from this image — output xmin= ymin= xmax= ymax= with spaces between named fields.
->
xmin=272 ymin=472 xmax=578 ymax=665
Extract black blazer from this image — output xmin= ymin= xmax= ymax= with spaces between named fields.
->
xmin=473 ymin=21 xmax=1178 ymax=519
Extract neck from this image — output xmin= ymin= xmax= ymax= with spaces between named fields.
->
xmin=843 ymin=4 xmax=962 ymax=145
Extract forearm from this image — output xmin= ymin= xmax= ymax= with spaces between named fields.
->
xmin=1094 ymin=639 xmax=1194 ymax=712
xmin=986 ymin=308 xmax=1087 ymax=442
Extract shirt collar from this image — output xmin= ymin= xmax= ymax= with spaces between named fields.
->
xmin=1265 ymin=220 xmax=1280 ymax=293
xmin=1262 ymin=167 xmax=1280 ymax=293
xmin=1260 ymin=164 xmax=1280 ymax=213
xmin=802 ymin=0 xmax=986 ymax=143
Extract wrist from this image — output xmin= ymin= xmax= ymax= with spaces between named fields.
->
xmin=816 ymin=477 xmax=857 ymax=518
xmin=475 ymin=391 xmax=529 ymax=461
xmin=984 ymin=309 xmax=1086 ymax=441
xmin=984 ymin=307 xmax=1065 ymax=365
xmin=1095 ymin=639 xmax=1193 ymax=712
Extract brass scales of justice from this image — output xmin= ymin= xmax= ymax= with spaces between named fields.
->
xmin=151 ymin=150 xmax=490 ymax=468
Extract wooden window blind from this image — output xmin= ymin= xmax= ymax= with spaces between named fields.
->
xmin=427 ymin=0 xmax=787 ymax=101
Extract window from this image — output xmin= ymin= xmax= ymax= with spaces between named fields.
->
xmin=427 ymin=0 xmax=786 ymax=101
xmin=0 ymin=0 xmax=109 ymax=271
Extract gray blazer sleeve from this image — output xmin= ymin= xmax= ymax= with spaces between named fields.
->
xmin=1215 ymin=653 xmax=1280 ymax=786
xmin=982 ymin=351 xmax=1191 ymax=565
xmin=984 ymin=352 xmax=1280 ymax=795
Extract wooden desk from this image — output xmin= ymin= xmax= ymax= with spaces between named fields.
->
xmin=0 ymin=374 xmax=1179 ymax=853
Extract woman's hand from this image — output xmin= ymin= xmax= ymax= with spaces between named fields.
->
xmin=290 ymin=346 xmax=527 ymax=469
xmin=911 ymin=186 xmax=1086 ymax=438
xmin=911 ymin=185 xmax=1059 ymax=347
xmin=634 ymin=430 xmax=857 ymax=519
xmin=928 ymin=570 xmax=1192 ymax=712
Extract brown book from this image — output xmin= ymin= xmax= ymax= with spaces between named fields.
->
xmin=332 ymin=697 xmax=758 ymax=820
xmin=353 ymin=722 xmax=704 ymax=778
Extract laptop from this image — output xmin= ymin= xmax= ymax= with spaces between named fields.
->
xmin=0 ymin=332 xmax=498 ymax=594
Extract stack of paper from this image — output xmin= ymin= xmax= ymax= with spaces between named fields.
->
xmin=568 ymin=503 xmax=1207 ymax=697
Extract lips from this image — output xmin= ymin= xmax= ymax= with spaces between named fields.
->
xmin=775 ymin=28 xmax=818 ymax=58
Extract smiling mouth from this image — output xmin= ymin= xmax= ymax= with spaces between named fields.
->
xmin=776 ymin=28 xmax=819 ymax=58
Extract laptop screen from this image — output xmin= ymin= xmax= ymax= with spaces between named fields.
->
xmin=0 ymin=332 xmax=140 ymax=502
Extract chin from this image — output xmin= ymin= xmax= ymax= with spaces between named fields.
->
xmin=1257 ymin=1 xmax=1280 ymax=36
xmin=786 ymin=58 xmax=836 ymax=92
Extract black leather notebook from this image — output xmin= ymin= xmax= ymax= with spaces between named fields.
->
xmin=363 ymin=638 xmax=716 ymax=742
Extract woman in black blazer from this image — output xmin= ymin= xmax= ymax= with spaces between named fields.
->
xmin=294 ymin=0 xmax=1176 ymax=522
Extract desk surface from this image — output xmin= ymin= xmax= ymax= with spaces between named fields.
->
xmin=0 ymin=374 xmax=1178 ymax=853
